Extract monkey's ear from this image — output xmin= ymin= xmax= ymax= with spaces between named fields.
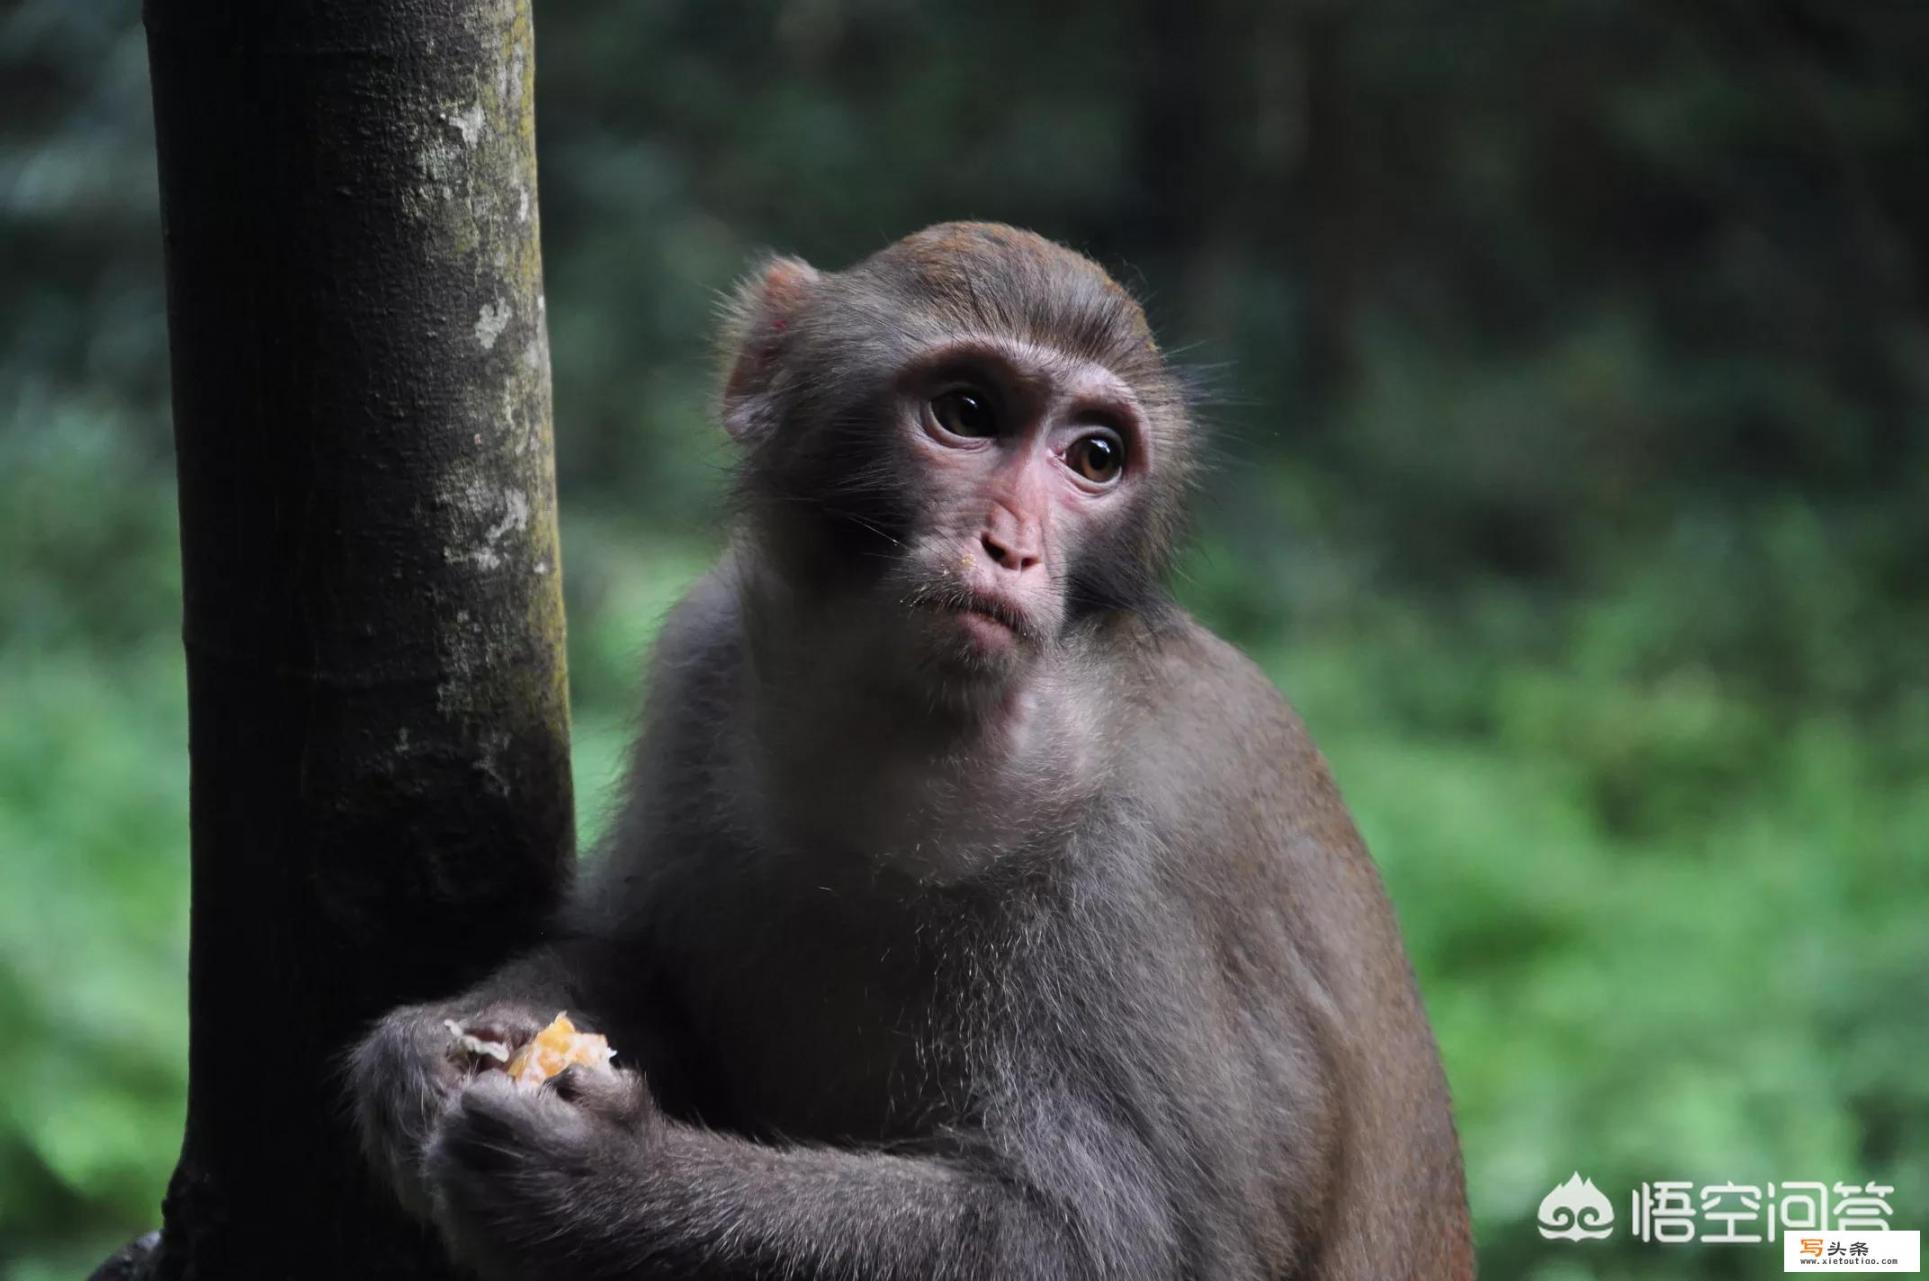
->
xmin=720 ymin=255 xmax=820 ymax=444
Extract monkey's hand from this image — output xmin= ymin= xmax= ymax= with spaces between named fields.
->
xmin=424 ymin=1066 xmax=656 ymax=1277
xmin=346 ymin=1000 xmax=551 ymax=1220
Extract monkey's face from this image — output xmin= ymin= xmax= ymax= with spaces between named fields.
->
xmin=879 ymin=336 xmax=1154 ymax=680
xmin=722 ymin=224 xmax=1194 ymax=695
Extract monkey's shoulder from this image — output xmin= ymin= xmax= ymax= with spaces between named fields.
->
xmin=652 ymin=564 xmax=743 ymax=665
xmin=1129 ymin=614 xmax=1325 ymax=777
xmin=636 ymin=566 xmax=748 ymax=722
xmin=1122 ymin=613 xmax=1368 ymax=874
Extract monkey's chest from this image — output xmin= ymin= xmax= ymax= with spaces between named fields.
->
xmin=671 ymin=908 xmax=969 ymax=1147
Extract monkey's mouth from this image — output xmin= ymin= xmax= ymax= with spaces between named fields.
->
xmin=919 ymin=588 xmax=1034 ymax=648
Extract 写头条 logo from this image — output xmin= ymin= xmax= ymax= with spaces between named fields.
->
xmin=1538 ymin=1173 xmax=1616 ymax=1241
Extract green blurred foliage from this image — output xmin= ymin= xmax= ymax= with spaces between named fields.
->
xmin=2 ymin=1 xmax=1926 ymax=1277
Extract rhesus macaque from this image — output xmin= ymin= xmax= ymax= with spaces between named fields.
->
xmin=348 ymin=223 xmax=1474 ymax=1279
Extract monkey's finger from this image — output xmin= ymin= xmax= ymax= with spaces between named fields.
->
xmin=432 ymin=1074 xmax=539 ymax=1175
xmin=459 ymin=1002 xmax=549 ymax=1051
xmin=547 ymin=1065 xmax=649 ymax=1127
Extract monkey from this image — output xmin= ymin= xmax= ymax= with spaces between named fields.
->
xmin=347 ymin=222 xmax=1475 ymax=1280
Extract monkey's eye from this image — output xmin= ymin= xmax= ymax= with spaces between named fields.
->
xmin=930 ymin=389 xmax=998 ymax=439
xmin=1066 ymin=432 xmax=1126 ymax=485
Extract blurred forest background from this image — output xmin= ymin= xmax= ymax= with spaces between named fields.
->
xmin=3 ymin=1 xmax=1926 ymax=1278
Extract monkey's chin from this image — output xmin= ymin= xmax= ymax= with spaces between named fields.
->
xmin=913 ymin=605 xmax=1030 ymax=685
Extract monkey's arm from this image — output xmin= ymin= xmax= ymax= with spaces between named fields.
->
xmin=425 ymin=1072 xmax=1179 ymax=1281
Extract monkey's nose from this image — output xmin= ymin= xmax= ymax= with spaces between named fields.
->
xmin=980 ymin=529 xmax=1042 ymax=574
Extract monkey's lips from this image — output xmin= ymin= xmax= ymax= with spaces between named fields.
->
xmin=925 ymin=590 xmax=1031 ymax=653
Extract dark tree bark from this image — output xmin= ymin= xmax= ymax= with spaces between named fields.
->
xmin=118 ymin=1 xmax=572 ymax=1276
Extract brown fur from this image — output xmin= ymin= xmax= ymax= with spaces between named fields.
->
xmin=346 ymin=223 xmax=1474 ymax=1279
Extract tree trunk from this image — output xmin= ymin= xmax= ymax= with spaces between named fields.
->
xmin=127 ymin=0 xmax=571 ymax=1275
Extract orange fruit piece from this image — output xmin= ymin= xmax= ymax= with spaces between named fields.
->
xmin=504 ymin=1012 xmax=615 ymax=1086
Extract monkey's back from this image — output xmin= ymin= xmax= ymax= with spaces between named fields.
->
xmin=1123 ymin=618 xmax=1475 ymax=1279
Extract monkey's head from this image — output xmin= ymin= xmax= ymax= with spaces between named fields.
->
xmin=721 ymin=223 xmax=1193 ymax=693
